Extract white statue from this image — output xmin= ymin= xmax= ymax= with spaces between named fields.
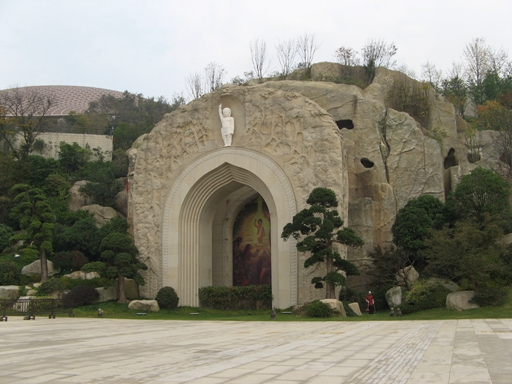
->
xmin=219 ymin=104 xmax=234 ymax=147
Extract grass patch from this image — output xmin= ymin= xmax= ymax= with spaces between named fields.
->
xmin=71 ymin=287 xmax=512 ymax=321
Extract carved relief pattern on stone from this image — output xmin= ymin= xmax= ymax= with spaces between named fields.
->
xmin=130 ymin=86 xmax=346 ymax=301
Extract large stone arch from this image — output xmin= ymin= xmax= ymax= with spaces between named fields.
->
xmin=128 ymin=85 xmax=347 ymax=307
xmin=162 ymin=148 xmax=297 ymax=307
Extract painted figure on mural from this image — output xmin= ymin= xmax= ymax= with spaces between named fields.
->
xmin=254 ymin=218 xmax=265 ymax=243
xmin=219 ymin=104 xmax=234 ymax=146
xmin=232 ymin=196 xmax=272 ymax=286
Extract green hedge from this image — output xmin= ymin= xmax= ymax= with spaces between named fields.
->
xmin=198 ymin=285 xmax=272 ymax=310
xmin=400 ymin=280 xmax=451 ymax=314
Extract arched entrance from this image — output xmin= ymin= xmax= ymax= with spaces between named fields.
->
xmin=161 ymin=148 xmax=297 ymax=308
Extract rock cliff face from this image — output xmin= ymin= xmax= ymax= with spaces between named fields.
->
xmin=127 ymin=63 xmax=504 ymax=301
xmin=254 ymin=64 xmax=503 ymax=273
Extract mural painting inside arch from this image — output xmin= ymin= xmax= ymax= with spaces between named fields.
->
xmin=233 ymin=195 xmax=271 ymax=286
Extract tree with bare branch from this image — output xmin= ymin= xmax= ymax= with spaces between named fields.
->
xmin=296 ymin=33 xmax=319 ymax=68
xmin=204 ymin=62 xmax=226 ymax=92
xmin=0 ymin=86 xmax=55 ymax=159
xmin=185 ymin=72 xmax=205 ymax=100
xmin=250 ymin=39 xmax=269 ymax=83
xmin=421 ymin=62 xmax=443 ymax=91
xmin=361 ymin=38 xmax=397 ymax=69
xmin=360 ymin=38 xmax=397 ymax=84
xmin=334 ymin=46 xmax=359 ymax=66
xmin=276 ymin=39 xmax=297 ymax=76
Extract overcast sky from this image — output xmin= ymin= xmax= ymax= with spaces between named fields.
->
xmin=1 ymin=0 xmax=511 ymax=102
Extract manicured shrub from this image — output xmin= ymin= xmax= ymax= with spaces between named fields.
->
xmin=61 ymin=276 xmax=107 ymax=290
xmin=400 ymin=280 xmax=450 ymax=314
xmin=19 ymin=247 xmax=39 ymax=267
xmin=37 ymin=278 xmax=66 ymax=296
xmin=306 ymin=300 xmax=332 ymax=318
xmin=155 ymin=286 xmax=179 ymax=309
xmin=198 ymin=285 xmax=272 ymax=310
xmin=0 ymin=261 xmax=19 ymax=285
xmin=62 ymin=285 xmax=100 ymax=308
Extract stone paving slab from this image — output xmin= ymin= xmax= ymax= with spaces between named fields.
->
xmin=1 ymin=317 xmax=511 ymax=383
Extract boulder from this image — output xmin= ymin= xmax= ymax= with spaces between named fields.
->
xmin=446 ymin=291 xmax=479 ymax=311
xmin=0 ymin=285 xmax=20 ymax=300
xmin=320 ymin=299 xmax=346 ymax=316
xmin=502 ymin=233 xmax=512 ymax=246
xmin=63 ymin=271 xmax=100 ymax=280
xmin=395 ymin=266 xmax=419 ymax=286
xmin=128 ymin=299 xmax=160 ymax=312
xmin=21 ymin=260 xmax=60 ymax=277
xmin=386 ymin=286 xmax=406 ymax=309
xmin=123 ymin=278 xmax=139 ymax=300
xmin=80 ymin=204 xmax=122 ymax=227
xmin=95 ymin=286 xmax=117 ymax=303
xmin=348 ymin=302 xmax=362 ymax=316
xmin=68 ymin=180 xmax=91 ymax=211
xmin=114 ymin=188 xmax=128 ymax=217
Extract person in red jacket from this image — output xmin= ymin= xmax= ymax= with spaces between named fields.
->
xmin=366 ymin=291 xmax=376 ymax=314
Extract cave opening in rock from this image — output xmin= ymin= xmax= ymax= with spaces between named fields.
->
xmin=361 ymin=158 xmax=374 ymax=168
xmin=444 ymin=148 xmax=458 ymax=169
xmin=336 ymin=119 xmax=354 ymax=130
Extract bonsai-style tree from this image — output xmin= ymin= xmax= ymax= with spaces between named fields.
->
xmin=281 ymin=187 xmax=364 ymax=299
xmin=9 ymin=184 xmax=54 ymax=282
xmin=83 ymin=232 xmax=147 ymax=303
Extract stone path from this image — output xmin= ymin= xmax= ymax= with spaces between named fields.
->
xmin=1 ymin=317 xmax=511 ymax=383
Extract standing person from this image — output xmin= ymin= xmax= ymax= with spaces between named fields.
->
xmin=366 ymin=291 xmax=376 ymax=314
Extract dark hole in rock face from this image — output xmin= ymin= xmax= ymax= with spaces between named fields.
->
xmin=336 ymin=119 xmax=354 ymax=130
xmin=444 ymin=148 xmax=458 ymax=169
xmin=361 ymin=158 xmax=374 ymax=168
xmin=468 ymin=153 xmax=481 ymax=163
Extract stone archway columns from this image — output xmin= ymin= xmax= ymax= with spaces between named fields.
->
xmin=162 ymin=148 xmax=298 ymax=308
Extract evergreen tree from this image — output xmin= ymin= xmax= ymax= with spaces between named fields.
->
xmin=281 ymin=187 xmax=363 ymax=299
xmin=9 ymin=184 xmax=54 ymax=282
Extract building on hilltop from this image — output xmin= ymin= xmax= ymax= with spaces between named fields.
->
xmin=0 ymin=85 xmax=123 ymax=160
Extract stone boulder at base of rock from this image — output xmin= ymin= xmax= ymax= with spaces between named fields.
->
xmin=68 ymin=180 xmax=91 ymax=211
xmin=95 ymin=287 xmax=117 ymax=303
xmin=21 ymin=260 xmax=60 ymax=277
xmin=320 ymin=299 xmax=347 ymax=316
xmin=348 ymin=302 xmax=362 ymax=316
xmin=80 ymin=204 xmax=121 ymax=227
xmin=395 ymin=266 xmax=419 ymax=286
xmin=446 ymin=291 xmax=479 ymax=311
xmin=0 ymin=285 xmax=20 ymax=300
xmin=64 ymin=271 xmax=100 ymax=280
xmin=114 ymin=187 xmax=128 ymax=217
xmin=386 ymin=286 xmax=407 ymax=309
xmin=128 ymin=300 xmax=160 ymax=312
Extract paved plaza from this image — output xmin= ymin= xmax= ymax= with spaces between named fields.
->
xmin=1 ymin=317 xmax=512 ymax=383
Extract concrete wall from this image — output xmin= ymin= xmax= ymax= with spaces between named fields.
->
xmin=27 ymin=132 xmax=113 ymax=160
